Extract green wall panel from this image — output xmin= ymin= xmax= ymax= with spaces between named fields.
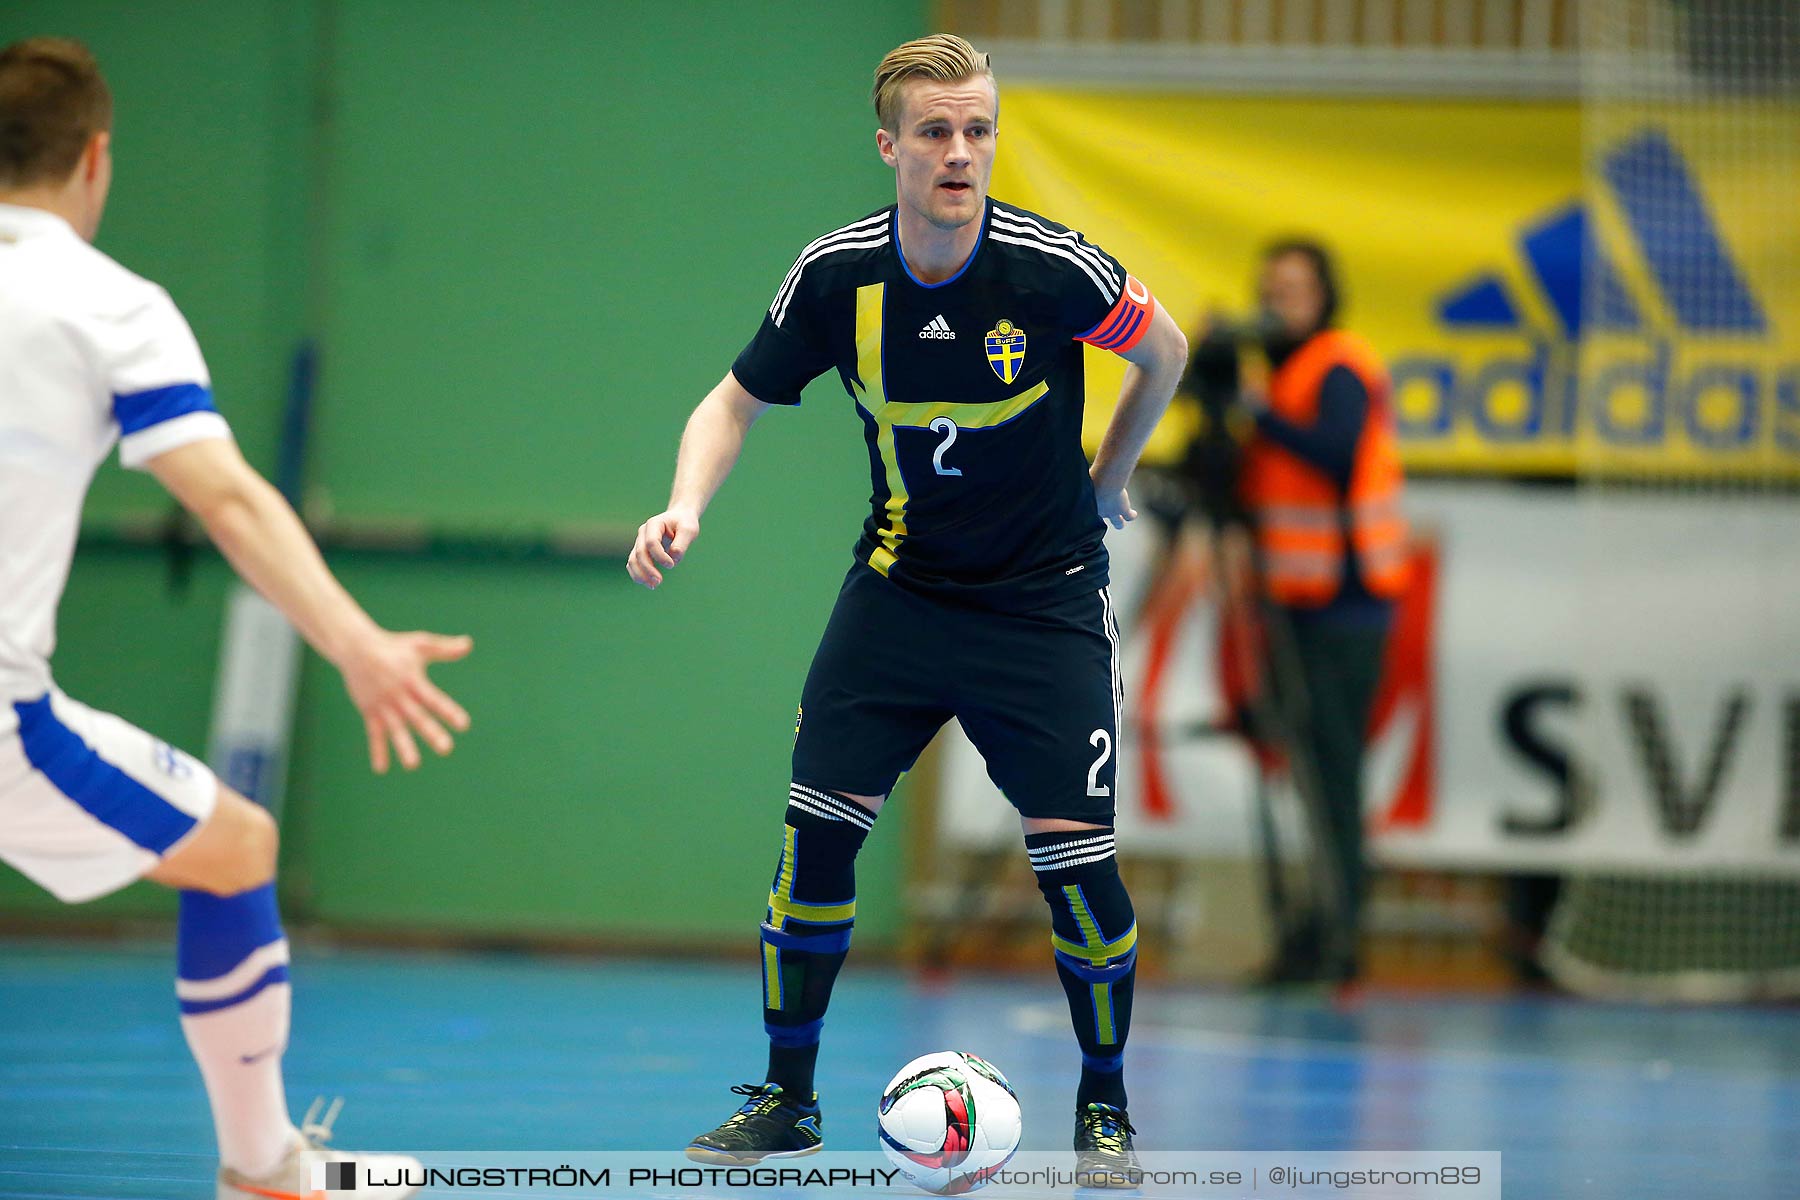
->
xmin=278 ymin=450 xmax=900 ymax=943
xmin=313 ymin=0 xmax=922 ymax=526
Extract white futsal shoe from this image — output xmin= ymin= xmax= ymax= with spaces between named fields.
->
xmin=216 ymin=1099 xmax=422 ymax=1200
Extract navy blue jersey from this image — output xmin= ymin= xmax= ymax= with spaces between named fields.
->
xmin=733 ymin=198 xmax=1154 ymax=611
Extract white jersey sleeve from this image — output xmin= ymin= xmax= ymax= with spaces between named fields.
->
xmin=95 ymin=283 xmax=231 ymax=470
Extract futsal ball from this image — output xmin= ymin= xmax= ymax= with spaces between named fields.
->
xmin=877 ymin=1051 xmax=1022 ymax=1195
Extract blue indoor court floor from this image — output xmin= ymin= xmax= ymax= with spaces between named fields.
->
xmin=1 ymin=939 xmax=1796 ymax=1199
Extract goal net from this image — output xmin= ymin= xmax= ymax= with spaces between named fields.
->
xmin=1543 ymin=0 xmax=1800 ymax=1001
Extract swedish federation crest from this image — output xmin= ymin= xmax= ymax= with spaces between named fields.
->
xmin=984 ymin=319 xmax=1026 ymax=384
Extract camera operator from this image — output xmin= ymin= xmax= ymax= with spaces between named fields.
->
xmin=1185 ymin=239 xmax=1409 ymax=984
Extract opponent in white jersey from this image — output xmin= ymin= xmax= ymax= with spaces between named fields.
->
xmin=1 ymin=38 xmax=470 ymax=1199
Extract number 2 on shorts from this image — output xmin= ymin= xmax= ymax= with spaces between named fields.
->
xmin=1086 ymin=728 xmax=1112 ymax=796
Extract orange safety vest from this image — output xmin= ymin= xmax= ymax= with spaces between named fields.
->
xmin=1238 ymin=329 xmax=1409 ymax=607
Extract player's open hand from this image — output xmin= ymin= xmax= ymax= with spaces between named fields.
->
xmin=627 ymin=508 xmax=700 ymax=589
xmin=1094 ymin=484 xmax=1137 ymax=531
xmin=337 ymin=630 xmax=473 ymax=774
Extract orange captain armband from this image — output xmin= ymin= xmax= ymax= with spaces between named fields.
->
xmin=1077 ymin=275 xmax=1156 ymax=354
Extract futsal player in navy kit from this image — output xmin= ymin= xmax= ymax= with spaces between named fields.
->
xmin=627 ymin=34 xmax=1187 ymax=1180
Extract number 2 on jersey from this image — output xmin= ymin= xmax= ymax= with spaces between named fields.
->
xmin=929 ymin=416 xmax=963 ymax=477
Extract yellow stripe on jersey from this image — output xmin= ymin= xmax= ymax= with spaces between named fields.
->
xmin=852 ymin=282 xmax=1051 ymax=575
xmin=879 ymin=382 xmax=1049 ymax=431
xmin=854 ymin=282 xmax=888 ymax=411
xmin=854 ymin=284 xmax=905 ymax=570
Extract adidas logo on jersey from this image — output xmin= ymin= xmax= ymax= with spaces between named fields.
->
xmin=919 ymin=315 xmax=956 ymax=340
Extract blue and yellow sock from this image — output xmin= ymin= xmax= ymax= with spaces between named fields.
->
xmin=1028 ymin=828 xmax=1136 ymax=1111
xmin=760 ymin=783 xmax=877 ymax=1099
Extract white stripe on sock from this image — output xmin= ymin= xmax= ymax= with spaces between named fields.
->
xmin=1031 ymin=848 xmax=1118 ymax=872
xmin=1028 ymin=833 xmax=1114 ymax=855
xmin=175 ymin=938 xmax=291 ymax=1002
xmin=790 ymin=784 xmax=875 ymax=828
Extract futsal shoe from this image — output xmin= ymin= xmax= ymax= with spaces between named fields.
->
xmin=1074 ymin=1102 xmax=1144 ymax=1188
xmin=216 ymin=1099 xmax=421 ymax=1199
xmin=686 ymin=1082 xmax=824 ymax=1164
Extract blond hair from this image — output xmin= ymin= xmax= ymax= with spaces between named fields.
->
xmin=871 ymin=34 xmax=993 ymax=133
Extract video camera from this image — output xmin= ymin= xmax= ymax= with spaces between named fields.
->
xmin=1178 ymin=312 xmax=1276 ymax=529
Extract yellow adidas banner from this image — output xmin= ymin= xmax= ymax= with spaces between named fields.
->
xmin=991 ymin=89 xmax=1800 ymax=478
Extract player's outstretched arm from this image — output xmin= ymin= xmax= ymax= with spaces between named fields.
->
xmin=1089 ymin=303 xmax=1189 ymax=529
xmin=147 ymin=438 xmax=472 ymax=774
xmin=628 ymin=371 xmax=771 ymax=589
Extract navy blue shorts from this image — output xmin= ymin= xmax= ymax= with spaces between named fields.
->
xmin=792 ymin=565 xmax=1121 ymax=823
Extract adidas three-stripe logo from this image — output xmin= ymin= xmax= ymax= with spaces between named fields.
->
xmin=919 ymin=314 xmax=956 ymax=340
xmin=1438 ymin=129 xmax=1766 ymax=339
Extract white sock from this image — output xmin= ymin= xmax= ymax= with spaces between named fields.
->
xmin=177 ymin=940 xmax=295 ymax=1176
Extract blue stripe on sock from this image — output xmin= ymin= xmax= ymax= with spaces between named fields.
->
xmin=178 ymin=885 xmax=284 ymax=981
xmin=12 ymin=696 xmax=198 ymax=854
xmin=177 ymin=964 xmax=290 ymax=1015
xmin=760 ymin=922 xmax=853 ymax=954
xmin=1082 ymin=1051 xmax=1124 ymax=1073
xmin=1055 ymin=946 xmax=1137 ymax=984
xmin=765 ymin=1017 xmax=824 ymax=1047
